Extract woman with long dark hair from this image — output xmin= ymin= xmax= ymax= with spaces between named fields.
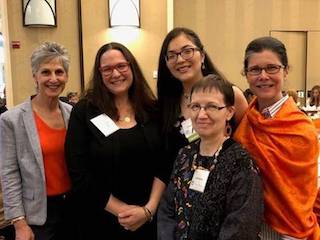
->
xmin=65 ymin=42 xmax=167 ymax=239
xmin=157 ymin=27 xmax=248 ymax=168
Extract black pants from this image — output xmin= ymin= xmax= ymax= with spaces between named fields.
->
xmin=0 ymin=225 xmax=15 ymax=240
xmin=30 ymin=194 xmax=76 ymax=240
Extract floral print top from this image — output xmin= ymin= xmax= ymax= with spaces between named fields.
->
xmin=173 ymin=140 xmax=217 ymax=239
xmin=158 ymin=138 xmax=263 ymax=240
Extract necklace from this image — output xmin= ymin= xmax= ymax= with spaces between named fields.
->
xmin=119 ymin=116 xmax=131 ymax=123
xmin=192 ymin=137 xmax=229 ymax=171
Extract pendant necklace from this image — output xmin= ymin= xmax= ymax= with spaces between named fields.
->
xmin=119 ymin=116 xmax=131 ymax=123
xmin=123 ymin=116 xmax=131 ymax=123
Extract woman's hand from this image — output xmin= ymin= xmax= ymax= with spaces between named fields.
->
xmin=118 ymin=206 xmax=149 ymax=231
xmin=14 ymin=220 xmax=34 ymax=240
xmin=105 ymin=194 xmax=135 ymax=216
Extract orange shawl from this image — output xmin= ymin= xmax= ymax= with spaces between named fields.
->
xmin=234 ymin=97 xmax=320 ymax=239
xmin=314 ymin=189 xmax=320 ymax=225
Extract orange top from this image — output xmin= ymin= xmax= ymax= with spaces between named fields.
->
xmin=34 ymin=112 xmax=71 ymax=196
xmin=234 ymin=98 xmax=320 ymax=239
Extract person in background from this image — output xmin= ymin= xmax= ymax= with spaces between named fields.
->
xmin=66 ymin=92 xmax=79 ymax=106
xmin=234 ymin=36 xmax=320 ymax=239
xmin=65 ymin=42 xmax=167 ymax=240
xmin=287 ymin=89 xmax=298 ymax=104
xmin=0 ymin=100 xmax=6 ymax=115
xmin=0 ymin=88 xmax=7 ymax=115
xmin=158 ymin=74 xmax=263 ymax=240
xmin=58 ymin=96 xmax=69 ymax=104
xmin=243 ymin=88 xmax=255 ymax=103
xmin=0 ymin=42 xmax=73 ymax=240
xmin=156 ymin=27 xmax=248 ymax=170
xmin=307 ymin=85 xmax=320 ymax=109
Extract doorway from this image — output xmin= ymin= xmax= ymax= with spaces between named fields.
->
xmin=270 ymin=31 xmax=307 ymax=94
xmin=270 ymin=30 xmax=320 ymax=106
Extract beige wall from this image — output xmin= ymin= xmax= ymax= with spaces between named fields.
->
xmin=7 ymin=0 xmax=81 ymax=105
xmin=307 ymin=31 xmax=320 ymax=91
xmin=174 ymin=0 xmax=320 ymax=92
xmin=81 ymin=0 xmax=167 ymax=93
xmin=6 ymin=0 xmax=167 ymax=105
xmin=6 ymin=1 xmax=320 ymax=105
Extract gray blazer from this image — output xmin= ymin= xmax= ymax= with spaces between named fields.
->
xmin=0 ymin=97 xmax=72 ymax=225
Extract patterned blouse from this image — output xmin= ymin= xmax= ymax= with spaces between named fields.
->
xmin=158 ymin=138 xmax=263 ymax=240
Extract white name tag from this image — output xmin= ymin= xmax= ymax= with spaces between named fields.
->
xmin=90 ymin=114 xmax=119 ymax=137
xmin=181 ymin=118 xmax=200 ymax=143
xmin=189 ymin=168 xmax=210 ymax=193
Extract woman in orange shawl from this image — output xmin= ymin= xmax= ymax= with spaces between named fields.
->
xmin=234 ymin=36 xmax=319 ymax=239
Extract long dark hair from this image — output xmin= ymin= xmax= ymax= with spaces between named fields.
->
xmin=309 ymin=85 xmax=320 ymax=107
xmin=85 ymin=42 xmax=156 ymax=122
xmin=157 ymin=27 xmax=223 ymax=135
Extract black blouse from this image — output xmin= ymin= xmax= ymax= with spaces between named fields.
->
xmin=65 ymin=99 xmax=169 ymax=240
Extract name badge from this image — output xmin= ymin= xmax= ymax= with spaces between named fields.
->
xmin=189 ymin=168 xmax=210 ymax=193
xmin=181 ymin=118 xmax=200 ymax=143
xmin=90 ymin=114 xmax=119 ymax=137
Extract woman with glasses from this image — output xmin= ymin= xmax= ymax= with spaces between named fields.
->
xmin=158 ymin=74 xmax=263 ymax=240
xmin=65 ymin=42 xmax=167 ymax=239
xmin=156 ymin=27 xmax=248 ymax=176
xmin=234 ymin=36 xmax=320 ymax=239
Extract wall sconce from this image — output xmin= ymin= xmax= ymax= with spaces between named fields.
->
xmin=109 ymin=0 xmax=140 ymax=28
xmin=23 ymin=0 xmax=57 ymax=27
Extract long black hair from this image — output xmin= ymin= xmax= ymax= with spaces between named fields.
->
xmin=157 ymin=27 xmax=223 ymax=135
xmin=85 ymin=42 xmax=156 ymax=122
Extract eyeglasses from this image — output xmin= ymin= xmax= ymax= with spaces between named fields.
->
xmin=99 ymin=62 xmax=130 ymax=77
xmin=188 ymin=102 xmax=227 ymax=114
xmin=246 ymin=64 xmax=284 ymax=76
xmin=165 ymin=47 xmax=200 ymax=64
